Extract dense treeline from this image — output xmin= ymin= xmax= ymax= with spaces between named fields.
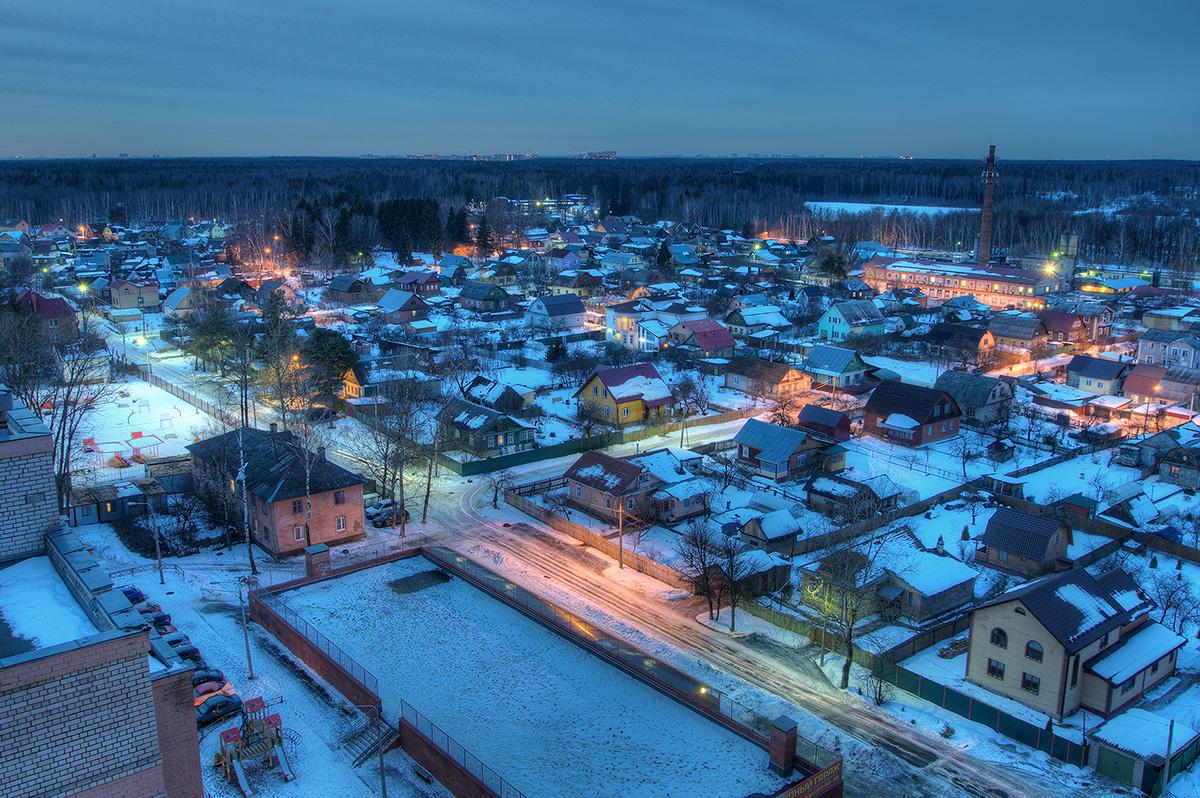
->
xmin=0 ymin=156 xmax=1196 ymax=267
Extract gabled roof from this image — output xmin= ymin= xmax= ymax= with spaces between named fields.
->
xmin=802 ymin=344 xmax=864 ymax=375
xmin=978 ymin=507 xmax=1067 ymax=562
xmin=460 ymin=281 xmax=510 ymax=302
xmin=672 ymin=318 xmax=735 ymax=350
xmin=578 ymin=363 xmax=673 ymax=408
xmin=436 ymin=397 xmax=527 ymax=433
xmin=864 ymin=380 xmax=958 ymax=422
xmin=975 ymin=568 xmax=1141 ymax=654
xmin=1067 ymin=354 xmax=1130 ymax=381
xmin=377 ymin=288 xmax=428 ymax=315
xmin=564 ymin=451 xmax=647 ymax=495
xmin=733 ymin=419 xmax=808 ymax=465
xmin=725 ymin=356 xmax=802 ymax=385
xmin=830 ymin=299 xmax=884 ymax=326
xmin=988 ymin=314 xmax=1046 ymax=340
xmin=795 ymin=404 xmax=850 ymax=434
xmin=530 ymin=293 xmax=585 ymax=317
xmin=933 ymin=371 xmax=1008 ymax=410
xmin=926 ymin=322 xmax=990 ymax=349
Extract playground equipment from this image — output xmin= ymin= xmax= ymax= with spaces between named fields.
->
xmin=213 ymin=697 xmax=296 ymax=796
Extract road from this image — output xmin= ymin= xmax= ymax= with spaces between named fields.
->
xmin=435 ymin=477 xmax=1087 ymax=798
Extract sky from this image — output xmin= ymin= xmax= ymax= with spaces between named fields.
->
xmin=4 ymin=0 xmax=1198 ymax=160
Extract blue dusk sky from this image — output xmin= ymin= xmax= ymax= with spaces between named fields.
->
xmin=3 ymin=0 xmax=1197 ymax=159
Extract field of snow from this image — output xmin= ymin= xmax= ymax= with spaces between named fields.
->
xmin=281 ymin=555 xmax=787 ymax=798
xmin=805 ymin=201 xmax=979 ymax=217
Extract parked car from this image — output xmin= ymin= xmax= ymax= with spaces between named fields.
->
xmin=364 ymin=499 xmax=395 ymax=520
xmin=120 ymin=585 xmax=146 ymax=604
xmin=193 ymin=682 xmax=237 ymax=707
xmin=134 ymin=601 xmax=163 ymax=615
xmin=191 ymin=668 xmax=225 ymax=689
xmin=371 ymin=507 xmax=410 ymax=528
xmin=196 ymin=694 xmax=243 ymax=728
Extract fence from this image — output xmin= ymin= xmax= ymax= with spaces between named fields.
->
xmin=400 ymin=700 xmax=529 ymax=798
xmin=503 ymin=486 xmax=693 ymax=592
xmin=422 ymin=546 xmax=841 ymax=778
xmin=251 ymin=589 xmax=379 ymax=697
xmin=137 ymin=365 xmax=238 ymax=427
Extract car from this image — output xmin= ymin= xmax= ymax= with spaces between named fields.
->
xmin=162 ymin=632 xmax=191 ymax=647
xmin=120 ymin=585 xmax=146 ymax=604
xmin=193 ymin=682 xmax=237 ymax=707
xmin=191 ymin=668 xmax=225 ymax=689
xmin=364 ymin=499 xmax=395 ymax=520
xmin=305 ymin=407 xmax=335 ymax=422
xmin=371 ymin=507 xmax=410 ymax=528
xmin=134 ymin=601 xmax=163 ymax=615
xmin=175 ymin=646 xmax=204 ymax=664
xmin=196 ymin=694 xmax=243 ymax=728
xmin=143 ymin=611 xmax=172 ymax=628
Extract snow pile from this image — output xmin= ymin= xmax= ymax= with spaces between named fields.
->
xmin=0 ymin=557 xmax=98 ymax=650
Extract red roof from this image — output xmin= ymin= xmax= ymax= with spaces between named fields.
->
xmin=1041 ymin=310 xmax=1083 ymax=333
xmin=580 ymin=363 xmax=674 ymax=408
xmin=15 ymin=289 xmax=76 ymax=321
xmin=676 ymin=318 xmax=736 ymax=350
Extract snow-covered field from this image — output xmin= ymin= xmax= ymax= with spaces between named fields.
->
xmin=805 ymin=201 xmax=979 ymax=217
xmin=281 ymin=555 xmax=787 ymax=798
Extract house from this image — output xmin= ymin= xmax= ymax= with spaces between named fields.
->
xmin=723 ymin=304 xmax=794 ymax=340
xmin=342 ymin=357 xmax=439 ymax=410
xmin=436 ymin=397 xmax=535 ymax=458
xmin=974 ymin=507 xmax=1071 ymax=577
xmin=1156 ymin=442 xmax=1200 ymax=488
xmin=187 ymin=425 xmax=367 ymax=556
xmin=863 ymin=381 xmax=961 ymax=446
xmin=1136 ymin=329 xmax=1200 ymax=368
xmin=801 ymin=344 xmax=870 ymax=390
xmin=805 ymin=473 xmax=902 ymax=519
xmin=988 ymin=314 xmax=1049 ymax=352
xmin=966 ymin=568 xmax=1183 ymax=720
xmin=666 ymin=318 xmax=736 ymax=358
xmin=817 ymin=300 xmax=885 ymax=342
xmin=733 ymin=419 xmax=820 ymax=481
xmin=1123 ymin=364 xmax=1200 ymax=407
xmin=575 ymin=363 xmax=675 ymax=427
xmin=67 ymin=479 xmax=168 ymax=527
xmin=1048 ymin=300 xmax=1114 ymax=343
xmin=14 ymin=289 xmax=77 ymax=340
xmin=544 ymin=247 xmax=582 ymax=273
xmin=933 ymin=371 xmax=1014 ymax=426
xmin=627 ymin=448 xmax=709 ymax=524
xmin=1086 ymin=708 xmax=1200 ymax=794
xmin=109 ymin=279 xmax=160 ymax=311
xmin=926 ymin=323 xmax=996 ymax=366
xmin=327 ymin=274 xmax=367 ymax=304
xmin=463 ymin=375 xmax=532 ymax=415
xmin=723 ymin=357 xmax=810 ymax=399
xmin=794 ymin=405 xmax=852 ymax=442
xmin=563 ymin=450 xmax=660 ymax=523
xmin=376 ymin=288 xmax=430 ymax=323
xmin=738 ymin=509 xmax=803 ymax=555
xmin=1042 ymin=310 xmax=1089 ymax=345
xmin=162 ymin=286 xmax=201 ymax=317
xmin=1141 ymin=305 xmax=1200 ymax=332
xmin=526 ymin=293 xmax=587 ymax=332
xmin=396 ymin=270 xmax=441 ymax=296
xmin=797 ymin=528 xmax=976 ymax=624
xmin=458 ymin=281 xmax=513 ymax=313
xmin=549 ymin=269 xmax=603 ymax=298
xmin=1066 ymin=355 xmax=1130 ymax=396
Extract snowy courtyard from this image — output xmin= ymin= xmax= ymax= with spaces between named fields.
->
xmin=280 ymin=555 xmax=788 ymax=798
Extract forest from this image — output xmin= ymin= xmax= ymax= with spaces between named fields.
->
xmin=0 ymin=156 xmax=1196 ymax=269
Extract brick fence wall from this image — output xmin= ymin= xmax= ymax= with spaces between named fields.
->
xmin=152 ymin=668 xmax=204 ymax=798
xmin=396 ymin=721 xmax=496 ymax=798
xmin=0 ymin=630 xmax=164 ymax=798
xmin=0 ymin=443 xmax=58 ymax=562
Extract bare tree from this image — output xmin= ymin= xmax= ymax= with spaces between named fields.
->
xmin=677 ymin=520 xmax=724 ymax=620
xmin=948 ymin=434 xmax=979 ymax=480
xmin=673 ymin=373 xmax=711 ymax=447
xmin=483 ymin=469 xmax=515 ymax=509
xmin=285 ymin=365 xmax=332 ymax=547
xmin=718 ymin=533 xmax=757 ymax=633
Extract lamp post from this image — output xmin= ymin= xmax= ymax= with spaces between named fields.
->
xmin=238 ymin=576 xmax=256 ymax=681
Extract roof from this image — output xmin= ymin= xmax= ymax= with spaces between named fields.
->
xmin=460 ymin=281 xmax=510 ymax=302
xmin=530 ymin=293 xmax=585 ymax=317
xmin=978 ymin=507 xmax=1066 ymax=562
xmin=673 ymin=318 xmax=736 ymax=350
xmin=725 ymin=356 xmax=802 ymax=385
xmin=1086 ymin=621 xmax=1186 ymax=685
xmin=377 ymin=288 xmax=427 ymax=315
xmin=933 ymin=371 xmax=1008 ymax=410
xmin=733 ymin=419 xmax=808 ymax=465
xmin=795 ymin=405 xmax=850 ymax=435
xmin=830 ymin=299 xmax=884 ymax=326
xmin=988 ymin=314 xmax=1047 ymax=340
xmin=974 ymin=569 xmax=1131 ymax=654
xmin=802 ymin=344 xmax=864 ymax=376
xmin=926 ymin=323 xmax=991 ymax=349
xmin=580 ymin=363 xmax=673 ymax=408
xmin=186 ymin=428 xmax=364 ymax=504
xmin=14 ymin=289 xmax=76 ymax=321
xmin=864 ymin=380 xmax=958 ymax=423
xmin=1090 ymin=708 xmax=1199 ymax=761
xmin=1041 ymin=310 xmax=1086 ymax=333
xmin=436 ymin=397 xmax=527 ymax=433
xmin=1068 ymin=354 xmax=1130 ymax=381
xmin=564 ymin=451 xmax=647 ymax=495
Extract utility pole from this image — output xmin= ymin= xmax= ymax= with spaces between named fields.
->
xmin=149 ymin=503 xmax=164 ymax=585
xmin=617 ymin=500 xmax=624 ymax=569
xmin=378 ymin=737 xmax=388 ymax=798
xmin=239 ymin=578 xmax=256 ymax=680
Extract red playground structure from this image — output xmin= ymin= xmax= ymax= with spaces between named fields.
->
xmin=213 ymin=697 xmax=296 ymax=795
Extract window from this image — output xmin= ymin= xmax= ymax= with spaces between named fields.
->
xmin=1021 ymin=673 xmax=1040 ymax=694
xmin=622 ymin=407 xmax=630 ymax=418
xmin=592 ymin=385 xmax=598 ymax=396
xmin=605 ymin=497 xmax=612 ymax=509
xmin=998 ymin=550 xmax=1008 ymax=562
xmin=927 ymin=425 xmax=934 ymax=437
xmin=335 ymin=515 xmax=346 ymax=532
xmin=1099 ymin=633 xmax=1109 ymax=650
xmin=987 ymin=658 xmax=1005 ymax=680
xmin=1152 ymin=658 xmax=1160 ymax=675
xmin=293 ymin=525 xmax=303 ymax=542
xmin=1014 ymin=607 xmax=1026 ymax=615
xmin=941 ymin=421 xmax=947 ymax=433
xmin=1025 ymin=641 xmax=1043 ymax=662
xmin=991 ymin=628 xmax=1008 ymax=648
xmin=104 ymin=501 xmax=113 ymax=513
xmin=1120 ymin=677 xmax=1136 ymax=695
xmin=1070 ymin=655 xmax=1079 ymax=687
xmin=334 ymin=490 xmax=346 ymax=505
xmin=603 ymin=406 xmax=610 ymax=417
xmin=292 ymin=499 xmax=302 ymax=515
xmin=1171 ymin=465 xmax=1181 ymax=477
xmin=575 ymin=484 xmax=582 ymax=497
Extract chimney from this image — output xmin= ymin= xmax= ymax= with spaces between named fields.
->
xmin=936 ymin=535 xmax=945 ymax=555
xmin=977 ymin=144 xmax=997 ymax=265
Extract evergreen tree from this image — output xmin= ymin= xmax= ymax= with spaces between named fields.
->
xmin=656 ymin=240 xmax=672 ymax=268
xmin=475 ymin=216 xmax=493 ymax=256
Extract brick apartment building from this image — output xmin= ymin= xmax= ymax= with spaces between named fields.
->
xmin=188 ymin=425 xmax=368 ymax=555
xmin=862 ymin=256 xmax=1059 ymax=310
xmin=0 ymin=389 xmax=202 ymax=798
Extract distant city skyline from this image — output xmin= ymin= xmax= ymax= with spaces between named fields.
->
xmin=4 ymin=0 xmax=1198 ymax=160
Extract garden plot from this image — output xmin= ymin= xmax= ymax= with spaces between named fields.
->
xmin=281 ymin=555 xmax=787 ymax=798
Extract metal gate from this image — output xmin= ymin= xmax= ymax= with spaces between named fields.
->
xmin=1095 ymin=746 xmax=1135 ymax=787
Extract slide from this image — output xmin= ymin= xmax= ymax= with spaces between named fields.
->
xmin=231 ymin=759 xmax=254 ymax=797
xmin=274 ymin=745 xmax=295 ymax=781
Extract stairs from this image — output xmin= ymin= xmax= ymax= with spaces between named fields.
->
xmin=338 ymin=706 xmax=400 ymax=768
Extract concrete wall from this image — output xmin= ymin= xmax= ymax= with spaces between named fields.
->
xmin=0 ymin=436 xmax=58 ymax=561
xmin=0 ymin=631 xmax=164 ymax=798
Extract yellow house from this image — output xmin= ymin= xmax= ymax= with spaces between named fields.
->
xmin=574 ymin=363 xmax=674 ymax=426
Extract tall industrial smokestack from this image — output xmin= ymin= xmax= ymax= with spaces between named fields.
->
xmin=977 ymin=144 xmax=997 ymax=265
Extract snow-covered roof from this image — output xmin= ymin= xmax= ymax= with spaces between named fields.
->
xmin=1091 ymin=708 xmax=1199 ymax=760
xmin=883 ymin=413 xmax=920 ymax=430
xmin=1087 ymin=621 xmax=1186 ymax=685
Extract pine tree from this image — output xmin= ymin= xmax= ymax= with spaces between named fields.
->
xmin=475 ymin=216 xmax=493 ymax=256
xmin=656 ymin=240 xmax=671 ymax=268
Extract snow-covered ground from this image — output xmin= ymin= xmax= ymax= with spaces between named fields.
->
xmin=69 ymin=522 xmax=449 ymax=798
xmin=0 ymin=556 xmax=97 ymax=655
xmin=861 ymin=355 xmax=944 ymax=387
xmin=280 ymin=555 xmax=788 ymax=798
